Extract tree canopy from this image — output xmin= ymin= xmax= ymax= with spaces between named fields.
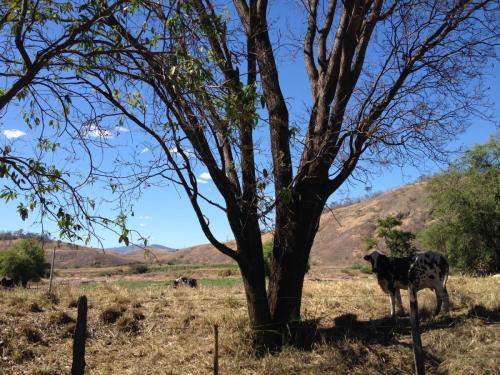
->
xmin=0 ymin=0 xmax=128 ymax=242
xmin=419 ymin=137 xmax=500 ymax=275
xmin=0 ymin=238 xmax=47 ymax=286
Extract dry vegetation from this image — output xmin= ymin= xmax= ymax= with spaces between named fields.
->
xmin=0 ymin=269 xmax=499 ymax=375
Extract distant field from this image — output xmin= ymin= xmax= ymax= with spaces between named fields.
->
xmin=52 ymin=262 xmax=241 ymax=284
xmin=111 ymin=277 xmax=242 ymax=289
xmin=0 ymin=267 xmax=498 ymax=374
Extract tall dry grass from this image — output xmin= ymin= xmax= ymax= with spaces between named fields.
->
xmin=0 ymin=273 xmax=498 ymax=374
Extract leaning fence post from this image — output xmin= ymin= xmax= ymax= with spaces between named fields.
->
xmin=213 ymin=324 xmax=219 ymax=375
xmin=72 ymin=295 xmax=88 ymax=375
xmin=408 ymin=285 xmax=425 ymax=375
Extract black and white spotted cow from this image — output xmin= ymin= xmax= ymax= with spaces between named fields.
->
xmin=173 ymin=276 xmax=198 ymax=288
xmin=363 ymin=251 xmax=449 ymax=317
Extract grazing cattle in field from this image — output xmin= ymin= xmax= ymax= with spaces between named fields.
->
xmin=173 ymin=277 xmax=198 ymax=288
xmin=0 ymin=276 xmax=14 ymax=288
xmin=363 ymin=251 xmax=449 ymax=317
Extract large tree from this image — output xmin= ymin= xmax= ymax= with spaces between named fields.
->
xmin=12 ymin=0 xmax=497 ymax=347
xmin=72 ymin=0 xmax=498 ymax=345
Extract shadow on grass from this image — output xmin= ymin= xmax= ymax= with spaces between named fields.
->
xmin=466 ymin=305 xmax=500 ymax=321
xmin=281 ymin=305 xmax=500 ymax=373
xmin=285 ymin=314 xmax=413 ymax=350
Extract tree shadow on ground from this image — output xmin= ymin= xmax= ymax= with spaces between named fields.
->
xmin=286 ymin=313 xmax=413 ymax=350
xmin=283 ymin=305 xmax=500 ymax=373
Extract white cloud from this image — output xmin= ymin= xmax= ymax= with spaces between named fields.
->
xmin=139 ymin=223 xmax=147 ymax=227
xmin=169 ymin=147 xmax=194 ymax=157
xmin=115 ymin=126 xmax=129 ymax=133
xmin=199 ymin=172 xmax=212 ymax=181
xmin=140 ymin=147 xmax=150 ymax=154
xmin=2 ymin=129 xmax=26 ymax=139
xmin=82 ymin=125 xmax=112 ymax=139
xmin=138 ymin=215 xmax=151 ymax=220
xmin=196 ymin=172 xmax=212 ymax=185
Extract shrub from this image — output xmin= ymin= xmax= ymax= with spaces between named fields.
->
xmin=366 ymin=215 xmax=416 ymax=257
xmin=132 ymin=309 xmax=145 ymax=321
xmin=49 ymin=311 xmax=75 ymax=325
xmin=128 ymin=264 xmax=149 ymax=274
xmin=28 ymin=302 xmax=44 ymax=313
xmin=22 ymin=326 xmax=43 ymax=343
xmin=0 ymin=239 xmax=47 ymax=287
xmin=100 ymin=306 xmax=125 ymax=324
xmin=13 ymin=349 xmax=35 ymax=364
xmin=117 ymin=315 xmax=140 ymax=334
xmin=419 ymin=138 xmax=500 ymax=274
xmin=132 ymin=301 xmax=142 ymax=308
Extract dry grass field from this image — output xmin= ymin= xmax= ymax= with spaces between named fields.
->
xmin=0 ymin=267 xmax=499 ymax=375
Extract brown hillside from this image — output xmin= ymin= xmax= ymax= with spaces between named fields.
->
xmin=156 ymin=181 xmax=431 ymax=266
xmin=311 ymin=181 xmax=430 ymax=266
xmin=0 ymin=239 xmax=135 ymax=268
xmin=126 ymin=233 xmax=273 ymax=265
xmin=0 ymin=182 xmax=431 ymax=268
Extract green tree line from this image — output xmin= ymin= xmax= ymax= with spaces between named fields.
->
xmin=420 ymin=137 xmax=500 ymax=275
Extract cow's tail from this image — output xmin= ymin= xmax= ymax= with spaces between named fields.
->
xmin=442 ymin=256 xmax=450 ymax=289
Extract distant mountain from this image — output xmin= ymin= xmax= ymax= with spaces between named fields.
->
xmin=150 ymin=244 xmax=177 ymax=251
xmin=109 ymin=244 xmax=177 ymax=253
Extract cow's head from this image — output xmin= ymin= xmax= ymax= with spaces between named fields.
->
xmin=363 ymin=251 xmax=388 ymax=273
xmin=173 ymin=277 xmax=184 ymax=287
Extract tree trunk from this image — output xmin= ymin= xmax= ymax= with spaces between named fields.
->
xmin=267 ymin=193 xmax=324 ymax=327
xmin=267 ymin=242 xmax=308 ymax=324
xmin=240 ymin=266 xmax=280 ymax=353
xmin=236 ymin=222 xmax=281 ymax=352
xmin=235 ymin=189 xmax=325 ymax=351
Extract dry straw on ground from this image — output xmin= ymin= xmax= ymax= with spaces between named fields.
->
xmin=0 ymin=271 xmax=498 ymax=375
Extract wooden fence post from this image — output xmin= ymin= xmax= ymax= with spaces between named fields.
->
xmin=213 ymin=324 xmax=219 ymax=375
xmin=48 ymin=247 xmax=56 ymax=294
xmin=71 ymin=295 xmax=88 ymax=375
xmin=408 ymin=286 xmax=425 ymax=375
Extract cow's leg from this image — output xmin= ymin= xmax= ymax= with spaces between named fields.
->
xmin=389 ymin=291 xmax=397 ymax=318
xmin=443 ymin=286 xmax=450 ymax=313
xmin=395 ymin=289 xmax=405 ymax=315
xmin=435 ymin=288 xmax=442 ymax=315
xmin=434 ymin=283 xmax=450 ymax=315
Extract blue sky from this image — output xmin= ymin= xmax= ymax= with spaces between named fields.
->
xmin=1 ymin=5 xmax=498 ymax=250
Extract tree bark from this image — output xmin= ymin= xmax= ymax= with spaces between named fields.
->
xmin=267 ymin=189 xmax=325 ymax=327
xmin=238 ymin=236 xmax=281 ymax=352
